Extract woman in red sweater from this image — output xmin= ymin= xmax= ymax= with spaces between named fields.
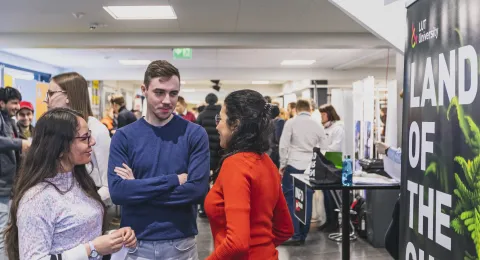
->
xmin=205 ymin=90 xmax=294 ymax=260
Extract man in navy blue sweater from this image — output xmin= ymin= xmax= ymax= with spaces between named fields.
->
xmin=108 ymin=60 xmax=210 ymax=260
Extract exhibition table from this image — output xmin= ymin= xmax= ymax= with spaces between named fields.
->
xmin=291 ymin=174 xmax=400 ymax=260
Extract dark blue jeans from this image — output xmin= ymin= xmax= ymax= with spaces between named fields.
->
xmin=282 ymin=165 xmax=314 ymax=241
xmin=323 ymin=189 xmax=335 ymax=224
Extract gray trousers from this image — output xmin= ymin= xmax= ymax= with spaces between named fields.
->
xmin=0 ymin=196 xmax=10 ymax=260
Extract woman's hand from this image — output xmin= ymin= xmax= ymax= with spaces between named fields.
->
xmin=115 ymin=163 xmax=135 ymax=180
xmin=89 ymin=231 xmax=124 ymax=255
xmin=118 ymin=227 xmax=137 ymax=248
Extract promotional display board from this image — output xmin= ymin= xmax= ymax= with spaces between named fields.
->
xmin=16 ymin=79 xmax=36 ymax=104
xmin=384 ymin=80 xmax=401 ymax=181
xmin=3 ymin=74 xmax=12 ymax=87
xmin=363 ymin=77 xmax=375 ymax=159
xmin=1 ymin=76 xmax=49 ymax=122
xmin=35 ymin=83 xmax=48 ymax=121
xmin=400 ymin=0 xmax=480 ymax=259
xmin=353 ymin=80 xmax=364 ymax=165
xmin=293 ymin=177 xmax=307 ymax=225
xmin=91 ymin=80 xmax=101 ymax=118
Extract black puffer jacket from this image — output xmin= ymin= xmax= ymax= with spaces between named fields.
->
xmin=117 ymin=106 xmax=137 ymax=129
xmin=197 ymin=105 xmax=221 ymax=171
xmin=0 ymin=111 xmax=21 ymax=197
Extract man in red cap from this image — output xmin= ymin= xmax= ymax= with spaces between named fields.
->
xmin=16 ymin=101 xmax=35 ymax=140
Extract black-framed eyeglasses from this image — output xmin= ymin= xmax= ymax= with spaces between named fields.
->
xmin=215 ymin=114 xmax=221 ymax=125
xmin=75 ymin=130 xmax=92 ymax=144
xmin=44 ymin=90 xmax=67 ymax=102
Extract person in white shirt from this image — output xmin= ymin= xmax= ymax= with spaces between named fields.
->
xmin=316 ymin=104 xmax=345 ymax=232
xmin=279 ymin=99 xmax=325 ymax=246
xmin=310 ymin=99 xmax=322 ymax=125
xmin=45 ymin=72 xmax=112 ymax=210
xmin=319 ymin=104 xmax=344 ymax=152
xmin=309 ymin=100 xmax=327 ymax=226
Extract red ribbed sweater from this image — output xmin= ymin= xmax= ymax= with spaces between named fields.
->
xmin=205 ymin=152 xmax=294 ymax=260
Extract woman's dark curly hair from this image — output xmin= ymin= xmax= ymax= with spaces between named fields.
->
xmin=210 ymin=89 xmax=273 ymax=183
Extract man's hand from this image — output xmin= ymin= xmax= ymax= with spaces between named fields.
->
xmin=279 ymin=168 xmax=285 ymax=178
xmin=21 ymin=140 xmax=31 ymax=153
xmin=178 ymin=173 xmax=188 ymax=185
xmin=375 ymin=142 xmax=389 ymax=155
xmin=115 ymin=163 xmax=135 ymax=180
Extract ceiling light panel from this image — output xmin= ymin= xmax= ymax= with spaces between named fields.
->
xmin=103 ymin=6 xmax=177 ymax=20
xmin=280 ymin=60 xmax=316 ymax=66
xmin=252 ymin=81 xmax=270 ymax=85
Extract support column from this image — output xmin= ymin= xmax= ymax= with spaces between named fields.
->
xmin=396 ymin=53 xmax=404 ymax=146
xmin=311 ymin=88 xmax=328 ymax=106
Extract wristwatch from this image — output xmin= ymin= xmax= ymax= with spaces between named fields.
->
xmin=88 ymin=241 xmax=99 ymax=259
xmin=385 ymin=147 xmax=390 ymax=155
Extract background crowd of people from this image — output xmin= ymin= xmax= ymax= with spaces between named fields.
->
xmin=0 ymin=59 xmax=346 ymax=260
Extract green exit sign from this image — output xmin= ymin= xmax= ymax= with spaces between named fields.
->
xmin=173 ymin=48 xmax=193 ymax=59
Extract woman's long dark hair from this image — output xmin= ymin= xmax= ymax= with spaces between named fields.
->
xmin=211 ymin=89 xmax=273 ymax=183
xmin=4 ymin=108 xmax=106 ymax=260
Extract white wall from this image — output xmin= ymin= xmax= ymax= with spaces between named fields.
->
xmin=101 ymin=81 xmax=138 ymax=112
xmin=0 ymin=51 xmax=62 ymax=75
xmin=103 ymin=81 xmax=283 ymax=105
xmin=103 ymin=81 xmax=140 ymax=92
xmin=74 ymin=67 xmax=395 ymax=83
xmin=179 ymin=84 xmax=282 ymax=104
xmin=331 ymin=89 xmax=354 ymax=155
xmin=282 ymin=80 xmax=312 ymax=94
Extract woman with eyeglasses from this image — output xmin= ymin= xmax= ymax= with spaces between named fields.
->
xmin=205 ymin=90 xmax=294 ymax=260
xmin=4 ymin=108 xmax=137 ymax=260
xmin=45 ymin=72 xmax=113 ymax=213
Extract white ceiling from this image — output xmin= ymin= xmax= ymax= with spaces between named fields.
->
xmin=0 ymin=0 xmax=366 ymax=33
xmin=0 ymin=0 xmax=399 ymax=87
xmin=3 ymin=48 xmax=393 ymax=70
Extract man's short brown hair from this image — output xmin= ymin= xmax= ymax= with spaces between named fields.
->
xmin=177 ymin=96 xmax=187 ymax=106
xmin=144 ymin=60 xmax=181 ymax=88
xmin=296 ymin=99 xmax=311 ymax=112
xmin=288 ymin=102 xmax=296 ymax=110
xmin=111 ymin=95 xmax=125 ymax=107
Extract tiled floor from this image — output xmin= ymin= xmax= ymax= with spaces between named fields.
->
xmin=196 ymin=217 xmax=392 ymax=260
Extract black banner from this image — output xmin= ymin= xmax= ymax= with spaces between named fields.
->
xmin=401 ymin=0 xmax=480 ymax=259
xmin=293 ymin=177 xmax=307 ymax=224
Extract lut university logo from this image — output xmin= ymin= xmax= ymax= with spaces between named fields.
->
xmin=411 ymin=19 xmax=438 ymax=49
xmin=411 ymin=23 xmax=418 ymax=48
